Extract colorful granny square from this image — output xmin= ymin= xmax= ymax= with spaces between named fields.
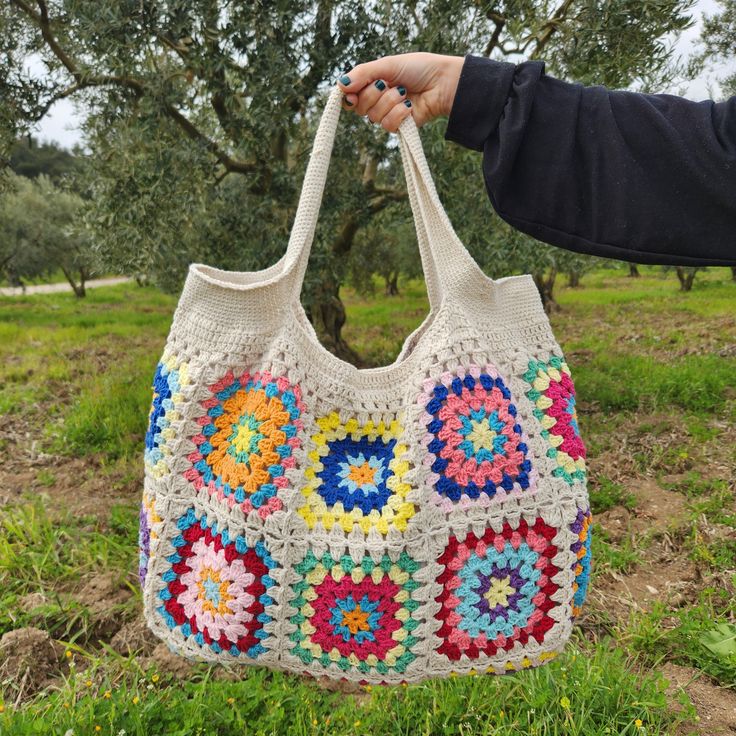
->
xmin=138 ymin=492 xmax=161 ymax=587
xmin=435 ymin=518 xmax=560 ymax=661
xmin=288 ymin=550 xmax=421 ymax=676
xmin=299 ymin=413 xmax=414 ymax=534
xmin=523 ymin=357 xmax=586 ymax=485
xmin=570 ymin=507 xmax=592 ymax=618
xmin=157 ymin=508 xmax=276 ymax=658
xmin=184 ymin=369 xmax=305 ymax=519
xmin=145 ymin=353 xmax=189 ymax=478
xmin=418 ymin=363 xmax=536 ymax=510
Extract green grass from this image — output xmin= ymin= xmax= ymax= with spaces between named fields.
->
xmin=0 ymin=499 xmax=138 ymax=641
xmin=0 ymin=643 xmax=691 ymax=736
xmin=589 ymin=476 xmax=637 ymax=514
xmin=622 ymin=590 xmax=736 ymax=687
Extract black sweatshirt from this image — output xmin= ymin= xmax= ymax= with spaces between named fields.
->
xmin=443 ymin=54 xmax=736 ymax=267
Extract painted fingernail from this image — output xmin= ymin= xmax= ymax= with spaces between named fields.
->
xmin=374 ymin=79 xmax=386 ymax=91
xmin=397 ymin=86 xmax=406 ymax=96
xmin=339 ymin=75 xmax=351 ymax=85
xmin=344 ymin=98 xmax=353 ymax=106
xmin=404 ymin=99 xmax=412 ymax=108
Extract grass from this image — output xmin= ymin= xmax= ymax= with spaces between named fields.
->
xmin=589 ymin=476 xmax=637 ymax=515
xmin=0 ymin=638 xmax=692 ymax=736
xmin=0 ymin=498 xmax=138 ymax=641
xmin=0 ymin=264 xmax=734 ymax=733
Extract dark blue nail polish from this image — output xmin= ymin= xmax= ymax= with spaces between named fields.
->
xmin=398 ymin=86 xmax=406 ymax=96
xmin=374 ymin=79 xmax=386 ymax=91
xmin=339 ymin=75 xmax=351 ymax=85
xmin=344 ymin=98 xmax=353 ymax=106
xmin=404 ymin=99 xmax=412 ymax=108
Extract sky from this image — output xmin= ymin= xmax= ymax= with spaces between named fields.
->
xmin=33 ymin=0 xmax=735 ymax=149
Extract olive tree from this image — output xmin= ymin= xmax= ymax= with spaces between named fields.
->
xmin=2 ymin=0 xmax=697 ymax=356
xmin=0 ymin=173 xmax=94 ymax=294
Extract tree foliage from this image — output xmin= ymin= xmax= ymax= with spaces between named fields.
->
xmin=9 ymin=137 xmax=79 ymax=180
xmin=0 ymin=172 xmax=95 ymax=294
xmin=700 ymin=0 xmax=736 ymax=96
xmin=1 ymin=0 xmax=698 ymax=352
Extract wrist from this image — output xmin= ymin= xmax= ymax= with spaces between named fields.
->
xmin=440 ymin=55 xmax=466 ymax=118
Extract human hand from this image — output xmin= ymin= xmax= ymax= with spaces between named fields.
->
xmin=335 ymin=52 xmax=464 ymax=131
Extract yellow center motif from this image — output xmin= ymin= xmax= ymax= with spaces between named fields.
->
xmin=348 ymin=461 xmax=377 ymax=486
xmin=467 ymin=419 xmax=498 ymax=453
xmin=484 ymin=576 xmax=514 ymax=607
xmin=341 ymin=605 xmax=372 ymax=635
xmin=196 ymin=567 xmax=233 ymax=615
xmin=231 ymin=423 xmax=258 ymax=455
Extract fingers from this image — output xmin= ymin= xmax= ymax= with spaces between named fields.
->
xmin=336 ymin=56 xmax=403 ymax=94
xmin=379 ymin=97 xmax=413 ymax=133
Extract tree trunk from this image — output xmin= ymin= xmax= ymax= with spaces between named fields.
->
xmin=384 ymin=271 xmax=399 ymax=296
xmin=629 ymin=264 xmax=640 ymax=278
xmin=567 ymin=270 xmax=581 ymax=288
xmin=61 ymin=266 xmax=86 ymax=298
xmin=78 ymin=267 xmax=87 ymax=298
xmin=675 ymin=266 xmax=697 ymax=292
xmin=731 ymin=266 xmax=736 ymax=282
xmin=533 ymin=267 xmax=559 ymax=313
xmin=307 ymin=279 xmax=363 ymax=365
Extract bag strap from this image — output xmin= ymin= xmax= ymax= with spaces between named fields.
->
xmin=283 ymin=84 xmax=486 ymax=310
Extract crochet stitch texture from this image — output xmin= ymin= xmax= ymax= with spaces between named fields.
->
xmin=139 ymin=85 xmax=591 ymax=684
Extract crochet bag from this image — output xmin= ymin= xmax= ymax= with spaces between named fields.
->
xmin=139 ymin=84 xmax=592 ymax=685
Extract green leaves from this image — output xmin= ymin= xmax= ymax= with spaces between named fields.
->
xmin=701 ymin=623 xmax=736 ymax=660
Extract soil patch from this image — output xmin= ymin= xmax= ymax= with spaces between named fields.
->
xmin=0 ymin=627 xmax=67 ymax=702
xmin=74 ymin=573 xmax=135 ymax=640
xmin=662 ymin=663 xmax=736 ymax=736
xmin=109 ymin=614 xmax=158 ymax=656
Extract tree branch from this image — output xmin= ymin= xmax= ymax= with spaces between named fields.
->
xmin=11 ymin=0 xmax=257 ymax=176
xmin=530 ymin=0 xmax=576 ymax=58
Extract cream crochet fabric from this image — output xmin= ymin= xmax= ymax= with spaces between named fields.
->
xmin=139 ymin=85 xmax=592 ymax=684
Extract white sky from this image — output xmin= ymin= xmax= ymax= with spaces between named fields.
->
xmin=34 ymin=0 xmax=736 ymax=149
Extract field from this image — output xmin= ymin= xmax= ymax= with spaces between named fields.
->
xmin=0 ymin=267 xmax=734 ymax=735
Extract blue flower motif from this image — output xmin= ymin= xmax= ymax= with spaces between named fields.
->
xmin=317 ymin=436 xmax=397 ymax=514
xmin=328 ymin=594 xmax=382 ymax=643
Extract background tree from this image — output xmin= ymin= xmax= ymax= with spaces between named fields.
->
xmin=347 ymin=210 xmax=423 ymax=297
xmin=9 ymin=137 xmax=79 ymax=181
xmin=2 ymin=0 xmax=698 ymax=360
xmin=700 ymin=0 xmax=736 ymax=96
xmin=0 ymin=172 xmax=95 ymax=294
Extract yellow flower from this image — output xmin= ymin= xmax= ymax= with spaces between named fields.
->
xmin=354 ymin=721 xmax=361 ymax=727
xmin=95 ymin=727 xmax=101 ymax=733
xmin=499 ymin=711 xmax=505 ymax=718
xmin=364 ymin=685 xmax=372 ymax=692
xmin=560 ymin=696 xmax=571 ymax=709
xmin=227 ymin=697 xmax=235 ymax=705
xmin=635 ymin=719 xmax=643 ymax=728
xmin=103 ymin=690 xmax=111 ymax=699
xmin=132 ymin=696 xmax=140 ymax=705
xmin=63 ymin=703 xmax=70 ymax=709
xmin=312 ymin=719 xmax=318 ymax=726
xmin=65 ymin=650 xmax=72 ymax=659
xmin=85 ymin=680 xmax=93 ymax=688
xmin=0 ymin=704 xmax=4 ymax=713
xmin=151 ymin=673 xmax=160 ymax=683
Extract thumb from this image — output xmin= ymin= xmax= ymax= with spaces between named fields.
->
xmin=336 ymin=56 xmax=403 ymax=92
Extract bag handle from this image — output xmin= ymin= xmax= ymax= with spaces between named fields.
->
xmin=284 ymin=84 xmax=485 ymax=310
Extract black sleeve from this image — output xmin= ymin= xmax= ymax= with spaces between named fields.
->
xmin=444 ymin=54 xmax=736 ymax=267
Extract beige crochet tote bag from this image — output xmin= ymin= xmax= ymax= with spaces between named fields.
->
xmin=139 ymin=84 xmax=592 ymax=685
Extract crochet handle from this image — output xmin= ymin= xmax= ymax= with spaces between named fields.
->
xmin=284 ymin=84 xmax=486 ymax=310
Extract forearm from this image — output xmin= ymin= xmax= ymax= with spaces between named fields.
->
xmin=444 ymin=54 xmax=736 ymax=267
